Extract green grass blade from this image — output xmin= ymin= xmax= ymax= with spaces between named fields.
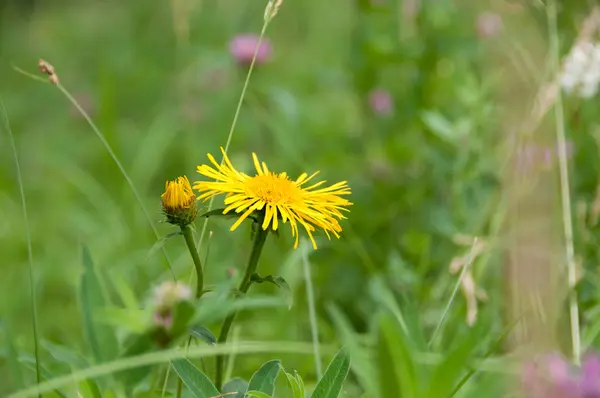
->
xmin=310 ymin=347 xmax=350 ymax=398
xmin=171 ymin=359 xmax=219 ymax=398
xmin=79 ymin=245 xmax=119 ymax=363
xmin=55 ymin=84 xmax=175 ymax=279
xmin=3 ymin=321 xmax=24 ymax=389
xmin=7 ymin=341 xmax=318 ymax=398
xmin=0 ymin=98 xmax=41 ymax=394
xmin=378 ymin=313 xmax=419 ymax=398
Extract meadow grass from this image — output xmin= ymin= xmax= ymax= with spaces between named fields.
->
xmin=2 ymin=0 xmax=600 ymax=397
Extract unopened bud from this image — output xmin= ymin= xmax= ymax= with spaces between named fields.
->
xmin=161 ymin=176 xmax=197 ymax=227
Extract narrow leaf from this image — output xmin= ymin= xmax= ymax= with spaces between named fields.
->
xmin=283 ymin=370 xmax=303 ymax=398
xmin=171 ymin=359 xmax=220 ymax=398
xmin=247 ymin=359 xmax=281 ymax=395
xmin=251 ymin=274 xmax=293 ymax=308
xmin=377 ymin=313 xmax=418 ymax=398
xmin=190 ymin=325 xmax=217 ymax=345
xmin=3 ymin=322 xmax=24 ymax=388
xmin=148 ymin=231 xmax=181 ymax=259
xmin=79 ymin=245 xmax=118 ymax=363
xmin=311 ymin=347 xmax=350 ymax=398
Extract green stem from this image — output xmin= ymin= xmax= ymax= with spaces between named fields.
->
xmin=215 ymin=224 xmax=269 ymax=391
xmin=181 ymin=225 xmax=204 ymax=298
xmin=176 ymin=225 xmax=205 ymax=398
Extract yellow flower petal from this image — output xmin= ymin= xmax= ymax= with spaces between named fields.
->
xmin=194 ymin=147 xmax=352 ymax=250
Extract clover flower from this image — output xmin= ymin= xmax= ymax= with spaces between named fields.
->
xmin=229 ymin=34 xmax=273 ymax=65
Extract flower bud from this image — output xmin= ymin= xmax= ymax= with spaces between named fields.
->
xmin=161 ymin=176 xmax=197 ymax=227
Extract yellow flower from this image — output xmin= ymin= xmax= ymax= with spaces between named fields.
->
xmin=161 ymin=176 xmax=197 ymax=226
xmin=193 ymin=148 xmax=352 ymax=249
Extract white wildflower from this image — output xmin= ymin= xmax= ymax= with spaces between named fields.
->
xmin=561 ymin=41 xmax=600 ymax=98
xmin=153 ymin=281 xmax=192 ymax=311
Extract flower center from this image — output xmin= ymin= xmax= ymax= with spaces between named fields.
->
xmin=245 ymin=173 xmax=302 ymax=205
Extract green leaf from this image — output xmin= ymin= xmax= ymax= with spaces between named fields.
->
xmin=117 ymin=331 xmax=155 ymax=386
xmin=2 ymin=321 xmax=24 ymax=388
xmin=246 ymin=391 xmax=272 ymax=398
xmin=283 ymin=370 xmax=305 ymax=398
xmin=190 ymin=325 xmax=217 ymax=345
xmin=420 ymin=110 xmax=458 ymax=144
xmin=222 ymin=377 xmax=249 ymax=398
xmin=79 ymin=245 xmax=118 ymax=363
xmin=326 ymin=304 xmax=377 ymax=397
xmin=377 ymin=313 xmax=419 ymax=398
xmin=423 ymin=333 xmax=477 ymax=398
xmin=247 ymin=359 xmax=281 ymax=395
xmin=95 ymin=307 xmax=149 ymax=334
xmin=42 ymin=340 xmax=89 ymax=369
xmin=109 ymin=271 xmax=139 ymax=310
xmin=148 ymin=231 xmax=181 ymax=259
xmin=311 ymin=347 xmax=351 ymax=398
xmin=171 ymin=359 xmax=220 ymax=398
xmin=42 ymin=341 xmax=101 ymax=397
xmin=170 ymin=300 xmax=196 ymax=339
xmin=251 ymin=274 xmax=293 ymax=308
xmin=198 ymin=208 xmax=254 ymax=220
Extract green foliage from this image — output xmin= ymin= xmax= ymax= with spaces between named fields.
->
xmin=311 ymin=348 xmax=351 ymax=398
xmin=171 ymin=359 xmax=220 ymax=398
xmin=79 ymin=245 xmax=119 ymax=363
xmin=247 ymin=359 xmax=281 ymax=395
xmin=2 ymin=0 xmax=600 ymax=397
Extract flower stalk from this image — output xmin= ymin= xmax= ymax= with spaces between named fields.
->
xmin=181 ymin=225 xmax=204 ymax=298
xmin=215 ymin=220 xmax=269 ymax=391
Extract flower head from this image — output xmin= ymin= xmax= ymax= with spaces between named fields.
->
xmin=161 ymin=176 xmax=197 ymax=227
xmin=581 ymin=353 xmax=600 ymax=396
xmin=561 ymin=41 xmax=600 ymax=98
xmin=194 ymin=148 xmax=352 ymax=249
xmin=152 ymin=281 xmax=192 ymax=330
xmin=368 ymin=89 xmax=394 ymax=116
xmin=229 ymin=34 xmax=273 ymax=65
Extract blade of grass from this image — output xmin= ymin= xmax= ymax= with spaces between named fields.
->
xmin=7 ymin=341 xmax=322 ymax=398
xmin=428 ymin=238 xmax=479 ymax=348
xmin=12 ymin=66 xmax=177 ymax=280
xmin=301 ymin=242 xmax=323 ymax=378
xmin=0 ymin=98 xmax=41 ymax=396
xmin=547 ymin=0 xmax=581 ymax=364
xmin=55 ymin=83 xmax=176 ymax=279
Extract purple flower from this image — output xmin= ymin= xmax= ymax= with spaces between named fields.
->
xmin=581 ymin=353 xmax=600 ymax=397
xmin=229 ymin=34 xmax=273 ymax=65
xmin=368 ymin=89 xmax=394 ymax=116
xmin=521 ymin=354 xmax=579 ymax=398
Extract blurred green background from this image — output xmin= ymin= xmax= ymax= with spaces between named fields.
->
xmin=2 ymin=0 xmax=600 ymax=396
